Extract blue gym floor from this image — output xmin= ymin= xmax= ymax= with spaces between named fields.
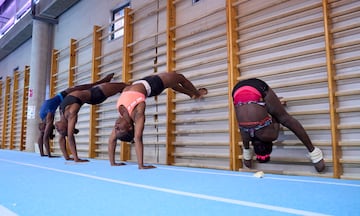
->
xmin=0 ymin=150 xmax=359 ymax=216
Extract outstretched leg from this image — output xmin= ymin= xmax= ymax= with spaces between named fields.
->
xmin=264 ymin=87 xmax=325 ymax=172
xmin=99 ymin=82 xmax=129 ymax=98
xmin=64 ymin=73 xmax=114 ymax=94
xmin=158 ymin=72 xmax=207 ymax=99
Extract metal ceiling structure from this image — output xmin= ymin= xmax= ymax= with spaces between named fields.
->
xmin=0 ymin=0 xmax=81 ymax=61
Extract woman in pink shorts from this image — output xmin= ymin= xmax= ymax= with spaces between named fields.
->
xmin=232 ymin=78 xmax=325 ymax=172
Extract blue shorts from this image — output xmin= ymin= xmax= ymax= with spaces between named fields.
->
xmin=39 ymin=93 xmax=62 ymax=120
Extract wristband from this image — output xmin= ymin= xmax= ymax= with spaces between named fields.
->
xmin=308 ymin=147 xmax=323 ymax=163
xmin=243 ymin=148 xmax=253 ymax=160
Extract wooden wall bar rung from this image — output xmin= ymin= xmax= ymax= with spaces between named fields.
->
xmin=172 ymin=116 xmax=228 ymax=124
xmin=71 ymin=32 xmax=92 ymax=45
xmin=172 ymin=90 xmax=227 ymax=104
xmin=50 ymin=69 xmax=67 ymax=77
xmin=53 ymin=82 xmax=67 ymax=91
xmin=56 ymin=53 xmax=70 ymax=61
xmin=300 ymin=125 xmax=330 ymax=130
xmin=127 ymin=30 xmax=166 ymax=47
xmin=174 ymin=32 xmax=226 ymax=51
xmin=130 ymin=41 xmax=166 ymax=57
xmin=128 ymin=0 xmax=157 ymax=15
xmin=278 ymin=93 xmax=329 ymax=102
xmin=73 ymin=74 xmax=92 ymax=83
xmin=235 ymin=0 xmax=288 ymax=19
xmin=145 ymin=110 xmax=166 ymax=118
xmin=331 ymin=5 xmax=360 ymax=19
xmin=172 ymin=103 xmax=227 ymax=114
xmin=339 ymin=159 xmax=360 ymax=164
xmin=237 ymin=47 xmax=324 ymax=68
xmin=70 ymin=60 xmax=92 ymax=70
xmin=143 ymin=131 xmax=166 ymax=136
xmin=237 ymin=2 xmax=321 ymax=31
xmin=331 ymin=23 xmax=360 ymax=34
xmin=172 ymin=152 xmax=229 ymax=159
xmin=74 ymin=40 xmax=92 ymax=52
xmin=101 ymin=27 xmax=124 ymax=40
xmin=154 ymin=59 xmax=167 ymax=67
xmin=185 ymin=66 xmax=228 ymax=80
xmin=237 ymin=17 xmax=323 ymax=44
xmin=232 ymin=0 xmax=250 ymax=7
xmin=173 ymin=129 xmax=229 ymax=135
xmin=144 ymin=120 xmax=166 ymax=126
xmin=288 ymin=109 xmax=329 ymax=116
xmin=146 ymin=98 xmax=166 ymax=106
xmin=173 ymin=20 xmax=226 ymax=42
xmin=332 ymin=39 xmax=360 ymax=49
xmin=330 ymin=0 xmax=358 ymax=10
xmin=335 ymin=73 xmax=360 ymax=81
xmin=100 ymin=66 xmax=123 ymax=75
xmin=174 ymin=56 xmax=227 ymax=71
xmin=173 ymin=141 xmax=229 ymax=146
xmin=129 ymin=63 xmax=156 ymax=74
xmin=238 ymin=32 xmax=323 ymax=55
xmin=333 ymin=56 xmax=360 ymax=65
xmin=337 ymin=124 xmax=360 ymax=130
xmin=273 ymin=140 xmax=330 ymax=147
xmin=97 ymin=58 xmax=122 ymax=69
xmin=94 ymin=123 xmax=114 ymax=129
xmin=96 ymin=48 xmax=123 ymax=60
xmin=53 ymin=46 xmax=69 ymax=55
xmin=131 ymin=5 xmax=167 ymax=24
xmin=238 ymin=63 xmax=325 ymax=80
xmin=336 ymin=106 xmax=360 ymax=113
xmin=339 ymin=141 xmax=360 ymax=147
xmin=259 ymin=157 xmax=322 ymax=164
xmin=335 ymin=89 xmax=360 ymax=97
xmin=170 ymin=7 xmax=225 ymax=31
xmin=130 ymin=50 xmax=165 ymax=65
xmin=270 ymin=77 xmax=327 ymax=89
xmin=174 ymin=44 xmax=226 ymax=61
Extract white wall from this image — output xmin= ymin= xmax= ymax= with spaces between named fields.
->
xmin=0 ymin=38 xmax=32 ymax=78
xmin=53 ymin=0 xmax=129 ymax=50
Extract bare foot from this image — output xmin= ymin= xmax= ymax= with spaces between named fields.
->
xmin=48 ymin=155 xmax=60 ymax=158
xmin=314 ymin=159 xmax=325 ymax=172
xmin=75 ymin=158 xmax=90 ymax=162
xmin=111 ymin=162 xmax=127 ymax=166
xmin=139 ymin=165 xmax=156 ymax=169
xmin=104 ymin=73 xmax=115 ymax=82
xmin=244 ymin=159 xmax=252 ymax=169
